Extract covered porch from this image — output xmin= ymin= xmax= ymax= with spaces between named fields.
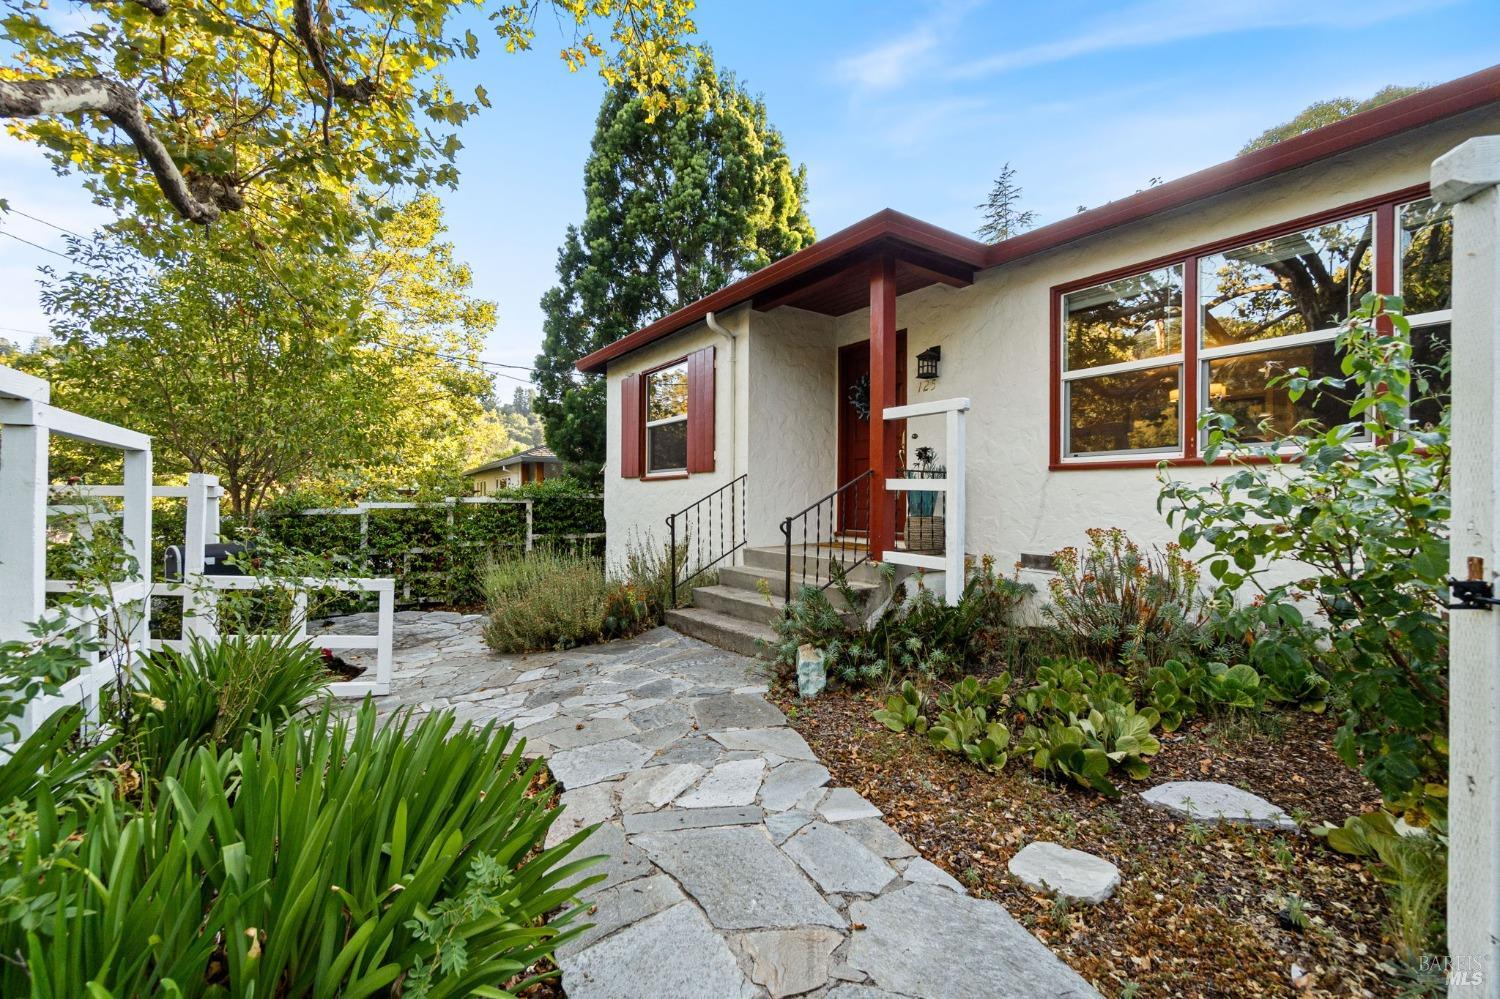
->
xmin=739 ymin=212 xmax=988 ymax=602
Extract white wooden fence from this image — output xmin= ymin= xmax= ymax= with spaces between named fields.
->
xmin=1 ymin=365 xmax=396 ymax=740
xmin=1 ymin=365 xmax=151 ymax=740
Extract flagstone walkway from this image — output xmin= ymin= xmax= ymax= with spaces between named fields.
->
xmin=327 ymin=611 xmax=1099 ymax=999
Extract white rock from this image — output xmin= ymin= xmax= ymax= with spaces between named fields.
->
xmin=1007 ymin=842 xmax=1120 ymax=904
xmin=1140 ymin=780 xmax=1297 ymax=831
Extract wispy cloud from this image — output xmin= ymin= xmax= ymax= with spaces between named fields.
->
xmin=835 ymin=31 xmax=941 ymax=92
xmin=834 ymin=0 xmax=982 ymax=93
xmin=950 ymin=0 xmax=1456 ymax=78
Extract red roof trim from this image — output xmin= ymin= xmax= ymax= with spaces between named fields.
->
xmin=575 ymin=210 xmax=987 ymax=373
xmin=576 ymin=63 xmax=1500 ymax=375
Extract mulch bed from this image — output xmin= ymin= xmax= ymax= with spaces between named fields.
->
xmin=771 ymin=682 xmax=1398 ymax=998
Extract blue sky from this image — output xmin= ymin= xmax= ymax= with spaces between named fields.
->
xmin=2 ymin=0 xmax=1498 ymax=389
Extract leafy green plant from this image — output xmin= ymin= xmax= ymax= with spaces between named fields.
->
xmin=1160 ymin=294 xmax=1450 ymax=822
xmin=873 ymin=680 xmax=928 ymax=733
xmin=1145 ymin=659 xmax=1204 ymax=731
xmin=774 ymin=558 xmax=1032 ymax=687
xmin=1 ymin=703 xmax=602 ymax=996
xmin=1019 ymin=718 xmax=1116 ymax=794
xmin=1045 ymin=527 xmax=1221 ymax=671
xmin=1016 ymin=660 xmax=1096 ymax=717
xmin=125 ymin=633 xmax=332 ymax=775
xmin=1198 ymin=661 xmax=1266 ymax=710
xmin=1019 ymin=701 xmax=1163 ymax=795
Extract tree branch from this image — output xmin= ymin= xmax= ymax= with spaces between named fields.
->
xmin=0 ymin=76 xmax=224 ymax=224
xmin=291 ymin=0 xmax=376 ymax=103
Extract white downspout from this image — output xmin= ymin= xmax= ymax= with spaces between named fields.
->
xmin=705 ymin=311 xmax=737 ymax=481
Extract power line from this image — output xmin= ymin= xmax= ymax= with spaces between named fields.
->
xmin=0 ymin=228 xmax=72 ymax=261
xmin=3 ymin=208 xmax=89 ymax=241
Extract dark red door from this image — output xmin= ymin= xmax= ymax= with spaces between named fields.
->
xmin=836 ymin=333 xmax=906 ymax=535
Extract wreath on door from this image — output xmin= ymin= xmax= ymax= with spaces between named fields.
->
xmin=848 ymin=373 xmax=870 ymax=421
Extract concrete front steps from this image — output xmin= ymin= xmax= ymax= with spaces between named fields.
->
xmin=664 ymin=544 xmax=887 ymax=658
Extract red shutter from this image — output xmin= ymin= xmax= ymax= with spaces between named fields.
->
xmin=687 ymin=345 xmax=716 ymax=473
xmin=620 ymin=372 xmax=644 ymax=479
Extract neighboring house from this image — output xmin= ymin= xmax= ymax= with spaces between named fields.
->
xmin=577 ymin=66 xmax=1500 ymax=651
xmin=465 ymin=446 xmax=559 ymax=494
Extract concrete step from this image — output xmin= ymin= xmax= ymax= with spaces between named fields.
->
xmin=665 ymin=607 xmax=779 ymax=659
xmin=718 ymin=564 xmax=879 ymax=607
xmin=691 ymin=584 xmax=784 ymax=626
xmin=741 ymin=545 xmax=886 ymax=584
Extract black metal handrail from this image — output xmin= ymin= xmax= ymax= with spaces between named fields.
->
xmin=666 ymin=474 xmax=747 ymax=608
xmin=779 ymin=469 xmax=875 ymax=603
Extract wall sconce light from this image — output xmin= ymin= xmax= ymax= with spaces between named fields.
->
xmin=916 ymin=345 xmax=941 ymax=380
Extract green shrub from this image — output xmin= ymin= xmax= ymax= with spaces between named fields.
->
xmin=1159 ymin=294 xmax=1449 ymax=822
xmin=483 ymin=548 xmax=651 ymax=653
xmin=126 ymin=633 xmax=332 ymax=775
xmin=1 ymin=703 xmax=601 ymax=996
xmin=1045 ymin=527 xmax=1220 ymax=671
xmin=773 ymin=557 xmax=1031 ymax=686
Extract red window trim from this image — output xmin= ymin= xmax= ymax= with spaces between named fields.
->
xmin=1048 ymin=183 xmax=1430 ymax=471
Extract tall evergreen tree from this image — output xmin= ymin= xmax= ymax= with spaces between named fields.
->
xmin=534 ymin=53 xmax=815 ymax=480
xmin=975 ymin=162 xmax=1036 ymax=242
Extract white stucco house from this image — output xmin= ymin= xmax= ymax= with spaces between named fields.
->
xmin=576 ymin=65 xmax=1500 ymax=654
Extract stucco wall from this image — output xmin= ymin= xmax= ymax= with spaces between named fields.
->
xmin=746 ymin=307 xmax=838 ymax=548
xmin=602 ymin=108 xmax=1500 ymax=581
xmin=603 ymin=305 xmax=751 ymax=571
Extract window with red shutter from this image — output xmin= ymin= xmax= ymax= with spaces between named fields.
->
xmin=620 ymin=372 xmax=644 ymax=479
xmin=686 ymin=345 xmax=715 ymax=473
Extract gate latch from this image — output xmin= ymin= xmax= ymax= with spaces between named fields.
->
xmin=1446 ymin=578 xmax=1500 ymax=611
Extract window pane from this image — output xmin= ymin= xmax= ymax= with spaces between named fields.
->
xmin=1064 ymin=265 xmax=1183 ymax=371
xmin=1066 ymin=365 xmax=1180 ymax=455
xmin=1410 ymin=321 xmax=1450 ymax=429
xmin=647 ymin=419 xmax=688 ymax=472
xmin=1399 ymin=199 xmax=1453 ymax=317
xmin=1205 ymin=342 xmax=1351 ymax=443
xmin=1199 ymin=214 xmax=1374 ymax=348
xmin=648 ymin=363 xmax=688 ymax=422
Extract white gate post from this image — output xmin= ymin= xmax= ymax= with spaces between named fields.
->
xmin=1434 ymin=135 xmax=1500 ymax=996
xmin=121 ymin=446 xmax=153 ymax=657
xmin=182 ymin=472 xmax=214 ymax=640
xmin=0 ymin=370 xmax=51 ymax=643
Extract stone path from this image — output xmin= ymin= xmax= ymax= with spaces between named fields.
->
xmin=324 ymin=611 xmax=1100 ymax=998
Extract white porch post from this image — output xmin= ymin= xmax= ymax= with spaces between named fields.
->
xmin=1433 ymin=135 xmax=1500 ymax=996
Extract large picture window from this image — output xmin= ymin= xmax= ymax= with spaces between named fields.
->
xmin=1196 ymin=213 xmax=1372 ymax=443
xmin=1061 ymin=265 xmax=1183 ymax=457
xmin=1399 ymin=197 xmax=1454 ymax=428
xmin=1051 ymin=189 xmax=1455 ymax=467
xmin=645 ymin=362 xmax=689 ymax=473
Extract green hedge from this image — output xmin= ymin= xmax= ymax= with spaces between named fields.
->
xmin=254 ymin=491 xmax=604 ymax=608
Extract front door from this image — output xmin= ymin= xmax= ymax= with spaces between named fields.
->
xmin=836 ymin=333 xmax=907 ymax=536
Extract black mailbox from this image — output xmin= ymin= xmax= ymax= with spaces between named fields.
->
xmin=164 ymin=542 xmax=251 ymax=581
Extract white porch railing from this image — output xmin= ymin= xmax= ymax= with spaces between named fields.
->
xmin=880 ymin=396 xmax=970 ymax=604
xmin=1 ymin=364 xmax=152 ymax=740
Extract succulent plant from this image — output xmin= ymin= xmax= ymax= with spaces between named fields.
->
xmin=873 ymin=679 xmax=928 ymax=734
